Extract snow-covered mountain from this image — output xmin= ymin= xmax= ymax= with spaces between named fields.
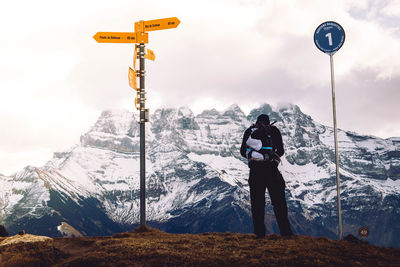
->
xmin=0 ymin=104 xmax=399 ymax=247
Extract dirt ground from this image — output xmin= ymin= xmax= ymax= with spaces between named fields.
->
xmin=0 ymin=227 xmax=399 ymax=267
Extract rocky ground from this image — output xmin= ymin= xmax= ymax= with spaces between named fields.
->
xmin=0 ymin=226 xmax=399 ymax=267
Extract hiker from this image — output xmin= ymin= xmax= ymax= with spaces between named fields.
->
xmin=240 ymin=114 xmax=293 ymax=238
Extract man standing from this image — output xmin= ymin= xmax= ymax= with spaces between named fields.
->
xmin=240 ymin=114 xmax=293 ymax=238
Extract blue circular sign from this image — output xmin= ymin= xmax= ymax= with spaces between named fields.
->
xmin=314 ymin=21 xmax=345 ymax=54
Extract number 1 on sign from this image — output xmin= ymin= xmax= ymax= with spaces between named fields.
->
xmin=325 ymin=32 xmax=333 ymax=46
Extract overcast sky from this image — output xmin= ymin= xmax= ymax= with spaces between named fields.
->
xmin=0 ymin=0 xmax=399 ymax=175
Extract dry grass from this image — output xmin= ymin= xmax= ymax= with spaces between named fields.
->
xmin=0 ymin=227 xmax=399 ymax=267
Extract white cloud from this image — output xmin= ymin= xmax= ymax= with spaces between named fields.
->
xmin=381 ymin=0 xmax=400 ymax=17
xmin=190 ymin=97 xmax=231 ymax=115
xmin=0 ymin=149 xmax=53 ymax=176
xmin=0 ymin=0 xmax=399 ymax=174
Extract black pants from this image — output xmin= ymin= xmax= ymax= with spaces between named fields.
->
xmin=248 ymin=161 xmax=292 ymax=237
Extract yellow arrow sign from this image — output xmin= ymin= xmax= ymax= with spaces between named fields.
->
xmin=135 ymin=17 xmax=180 ymax=32
xmin=93 ymin=32 xmax=148 ymax=43
xmin=128 ymin=67 xmax=137 ymax=90
xmin=145 ymin=49 xmax=155 ymax=61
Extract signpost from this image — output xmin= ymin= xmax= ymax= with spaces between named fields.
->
xmin=94 ymin=17 xmax=180 ymax=227
xmin=314 ymin=21 xmax=345 ymax=240
xmin=93 ymin=32 xmax=148 ymax=43
xmin=135 ymin=17 xmax=180 ymax=32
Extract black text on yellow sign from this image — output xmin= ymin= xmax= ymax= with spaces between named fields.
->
xmin=93 ymin=32 xmax=148 ymax=43
xmin=135 ymin=17 xmax=180 ymax=32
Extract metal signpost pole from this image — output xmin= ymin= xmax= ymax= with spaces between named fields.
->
xmin=314 ymin=21 xmax=345 ymax=240
xmin=139 ymin=42 xmax=146 ymax=226
xmin=94 ymin=16 xmax=180 ymax=229
xmin=330 ymin=53 xmax=343 ymax=240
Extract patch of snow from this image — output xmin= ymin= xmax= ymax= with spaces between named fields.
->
xmin=187 ymin=153 xmax=248 ymax=187
xmin=178 ymin=106 xmax=193 ymax=117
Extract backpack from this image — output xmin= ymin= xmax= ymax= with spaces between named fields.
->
xmin=246 ymin=121 xmax=277 ymax=162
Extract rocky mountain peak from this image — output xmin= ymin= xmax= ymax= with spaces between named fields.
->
xmin=198 ymin=108 xmax=220 ymax=117
xmin=89 ymin=110 xmax=137 ymax=136
xmin=0 ymin=103 xmax=399 ymax=248
xmin=151 ymin=107 xmax=199 ymax=133
xmin=79 ymin=110 xmax=139 ymax=153
xmin=222 ymin=104 xmax=246 ymax=121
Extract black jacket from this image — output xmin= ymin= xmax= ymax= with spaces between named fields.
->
xmin=240 ymin=124 xmax=284 ymax=159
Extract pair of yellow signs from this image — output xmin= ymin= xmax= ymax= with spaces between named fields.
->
xmin=128 ymin=46 xmax=155 ymax=91
xmin=128 ymin=46 xmax=155 ymax=108
xmin=93 ymin=17 xmax=180 ymax=43
xmin=93 ymin=17 xmax=180 ymax=109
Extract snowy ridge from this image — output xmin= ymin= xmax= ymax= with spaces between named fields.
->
xmin=0 ymin=103 xmax=399 ymax=247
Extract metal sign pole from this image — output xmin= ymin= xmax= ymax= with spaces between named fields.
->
xmin=314 ymin=21 xmax=345 ymax=241
xmin=139 ymin=42 xmax=146 ymax=226
xmin=330 ymin=53 xmax=343 ymax=240
xmin=94 ymin=16 xmax=180 ymax=228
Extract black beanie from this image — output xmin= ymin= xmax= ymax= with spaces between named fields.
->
xmin=256 ymin=114 xmax=270 ymax=125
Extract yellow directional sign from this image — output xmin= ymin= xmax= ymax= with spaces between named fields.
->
xmin=135 ymin=17 xmax=180 ymax=32
xmin=128 ymin=67 xmax=137 ymax=90
xmin=93 ymin=32 xmax=148 ymax=43
xmin=146 ymin=49 xmax=155 ymax=61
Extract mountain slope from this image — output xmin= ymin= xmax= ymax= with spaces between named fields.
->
xmin=0 ymin=104 xmax=399 ymax=247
